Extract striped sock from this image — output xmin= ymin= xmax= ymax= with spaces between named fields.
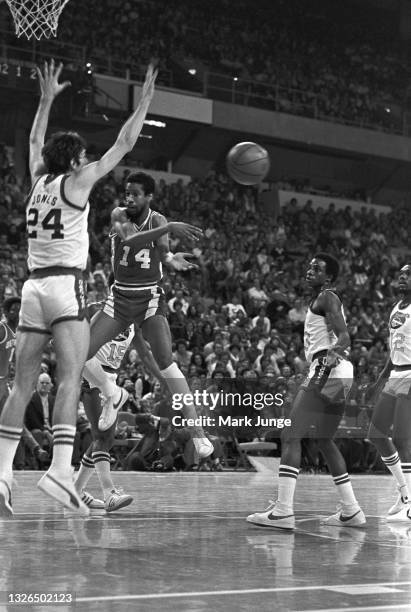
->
xmin=401 ymin=462 xmax=411 ymax=499
xmin=277 ymin=464 xmax=299 ymax=510
xmin=50 ymin=424 xmax=76 ymax=476
xmin=381 ymin=452 xmax=407 ymax=489
xmin=0 ymin=425 xmax=22 ymax=481
xmin=333 ymin=473 xmax=359 ymax=509
xmin=75 ymin=453 xmax=95 ymax=491
xmin=92 ymin=451 xmax=113 ymax=495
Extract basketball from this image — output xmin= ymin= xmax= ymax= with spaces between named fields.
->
xmin=226 ymin=142 xmax=270 ymax=185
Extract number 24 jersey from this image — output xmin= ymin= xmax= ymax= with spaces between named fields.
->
xmin=26 ymin=174 xmax=89 ymax=272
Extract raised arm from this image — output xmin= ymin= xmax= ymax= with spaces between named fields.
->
xmin=68 ymin=64 xmax=157 ymax=198
xmin=29 ymin=60 xmax=71 ymax=181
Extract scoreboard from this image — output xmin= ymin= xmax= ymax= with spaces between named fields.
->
xmin=0 ymin=58 xmax=39 ymax=92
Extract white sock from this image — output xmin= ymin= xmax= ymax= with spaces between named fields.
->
xmin=277 ymin=465 xmax=299 ymax=510
xmin=382 ymin=452 xmax=407 ymax=489
xmin=75 ymin=453 xmax=95 ymax=491
xmin=0 ymin=425 xmax=22 ymax=482
xmin=401 ymin=463 xmax=411 ymax=499
xmin=92 ymin=451 xmax=113 ymax=497
xmin=50 ymin=424 xmax=76 ymax=476
xmin=83 ymin=357 xmax=118 ymax=399
xmin=333 ymin=473 xmax=359 ymax=511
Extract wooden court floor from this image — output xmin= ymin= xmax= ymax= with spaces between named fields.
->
xmin=0 ymin=472 xmax=410 ymax=612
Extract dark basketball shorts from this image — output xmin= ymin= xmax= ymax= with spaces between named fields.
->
xmin=102 ymin=284 xmax=166 ymax=328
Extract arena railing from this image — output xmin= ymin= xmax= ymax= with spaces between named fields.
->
xmin=0 ymin=32 xmax=404 ymax=135
xmin=203 ymin=71 xmax=405 ymax=136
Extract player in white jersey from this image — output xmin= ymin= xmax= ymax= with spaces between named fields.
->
xmin=247 ymin=253 xmax=365 ymax=529
xmin=368 ymin=264 xmax=411 ymax=522
xmin=0 ymin=59 xmax=157 ymax=517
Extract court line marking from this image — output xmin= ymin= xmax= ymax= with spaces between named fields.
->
xmin=296 ymin=605 xmax=411 ymax=612
xmin=74 ymin=581 xmax=411 ymax=603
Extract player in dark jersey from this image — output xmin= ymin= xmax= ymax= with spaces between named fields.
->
xmin=87 ymin=171 xmax=213 ymax=459
xmin=0 ymin=298 xmax=48 ymax=476
xmin=247 ymin=254 xmax=365 ymax=529
xmin=0 ymin=298 xmax=19 ymax=407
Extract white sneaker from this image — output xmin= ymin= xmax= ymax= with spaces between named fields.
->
xmin=0 ymin=479 xmax=13 ymax=517
xmin=193 ymin=437 xmax=214 ymax=459
xmin=81 ymin=491 xmax=106 ymax=512
xmin=38 ymin=470 xmax=90 ymax=517
xmin=388 ymin=485 xmax=410 ymax=516
xmin=322 ymin=504 xmax=366 ymax=527
xmin=386 ymin=504 xmax=411 ymax=523
xmin=105 ymin=488 xmax=133 ymax=512
xmin=246 ymin=500 xmax=295 ymax=530
xmin=98 ymin=388 xmax=129 ymax=431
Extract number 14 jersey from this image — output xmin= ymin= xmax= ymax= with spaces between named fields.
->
xmin=26 ymin=174 xmax=89 ymax=272
xmin=111 ymin=209 xmax=163 ymax=290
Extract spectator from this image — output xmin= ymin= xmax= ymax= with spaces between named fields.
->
xmin=24 ymin=373 xmax=54 ymax=453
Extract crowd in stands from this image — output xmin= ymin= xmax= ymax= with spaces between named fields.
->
xmin=1 ymin=143 xmax=411 ymax=471
xmin=0 ymin=0 xmax=409 ymax=132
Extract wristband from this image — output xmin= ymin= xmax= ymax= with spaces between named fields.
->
xmin=164 ymin=252 xmax=173 ymax=263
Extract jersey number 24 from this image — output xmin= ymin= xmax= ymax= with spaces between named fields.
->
xmin=27 ymin=208 xmax=64 ymax=239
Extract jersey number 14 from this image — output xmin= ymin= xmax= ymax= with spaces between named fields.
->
xmin=119 ymin=245 xmax=151 ymax=269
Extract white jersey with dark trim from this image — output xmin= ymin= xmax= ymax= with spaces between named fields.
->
xmin=304 ymin=290 xmax=345 ymax=362
xmin=389 ymin=302 xmax=411 ymax=366
xmin=96 ymin=325 xmax=135 ymax=371
xmin=26 ymin=174 xmax=89 ymax=271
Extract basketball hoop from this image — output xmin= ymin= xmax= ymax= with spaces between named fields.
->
xmin=5 ymin=0 xmax=70 ymax=40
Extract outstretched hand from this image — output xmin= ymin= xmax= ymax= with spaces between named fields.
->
xmin=141 ymin=63 xmax=158 ymax=104
xmin=36 ymin=59 xmax=71 ymax=100
xmin=167 ymin=252 xmax=198 ymax=271
xmin=168 ymin=222 xmax=203 ymax=242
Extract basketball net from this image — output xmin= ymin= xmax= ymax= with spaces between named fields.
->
xmin=5 ymin=0 xmax=70 ymax=40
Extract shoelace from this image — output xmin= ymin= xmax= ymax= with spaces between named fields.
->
xmin=111 ymin=487 xmax=124 ymax=497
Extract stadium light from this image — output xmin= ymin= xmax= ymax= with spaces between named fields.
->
xmin=144 ymin=120 xmax=166 ymax=128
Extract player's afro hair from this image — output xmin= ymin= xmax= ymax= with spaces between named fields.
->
xmin=126 ymin=172 xmax=155 ymax=196
xmin=314 ymin=252 xmax=340 ymax=282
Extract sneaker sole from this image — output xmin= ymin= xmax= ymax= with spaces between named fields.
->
xmin=246 ymin=516 xmax=295 ymax=530
xmin=106 ymin=495 xmax=133 ymax=513
xmin=98 ymin=389 xmax=129 ymax=432
xmin=386 ymin=514 xmax=411 ymax=523
xmin=321 ymin=519 xmax=366 ymax=527
xmin=38 ymin=473 xmax=90 ymax=517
